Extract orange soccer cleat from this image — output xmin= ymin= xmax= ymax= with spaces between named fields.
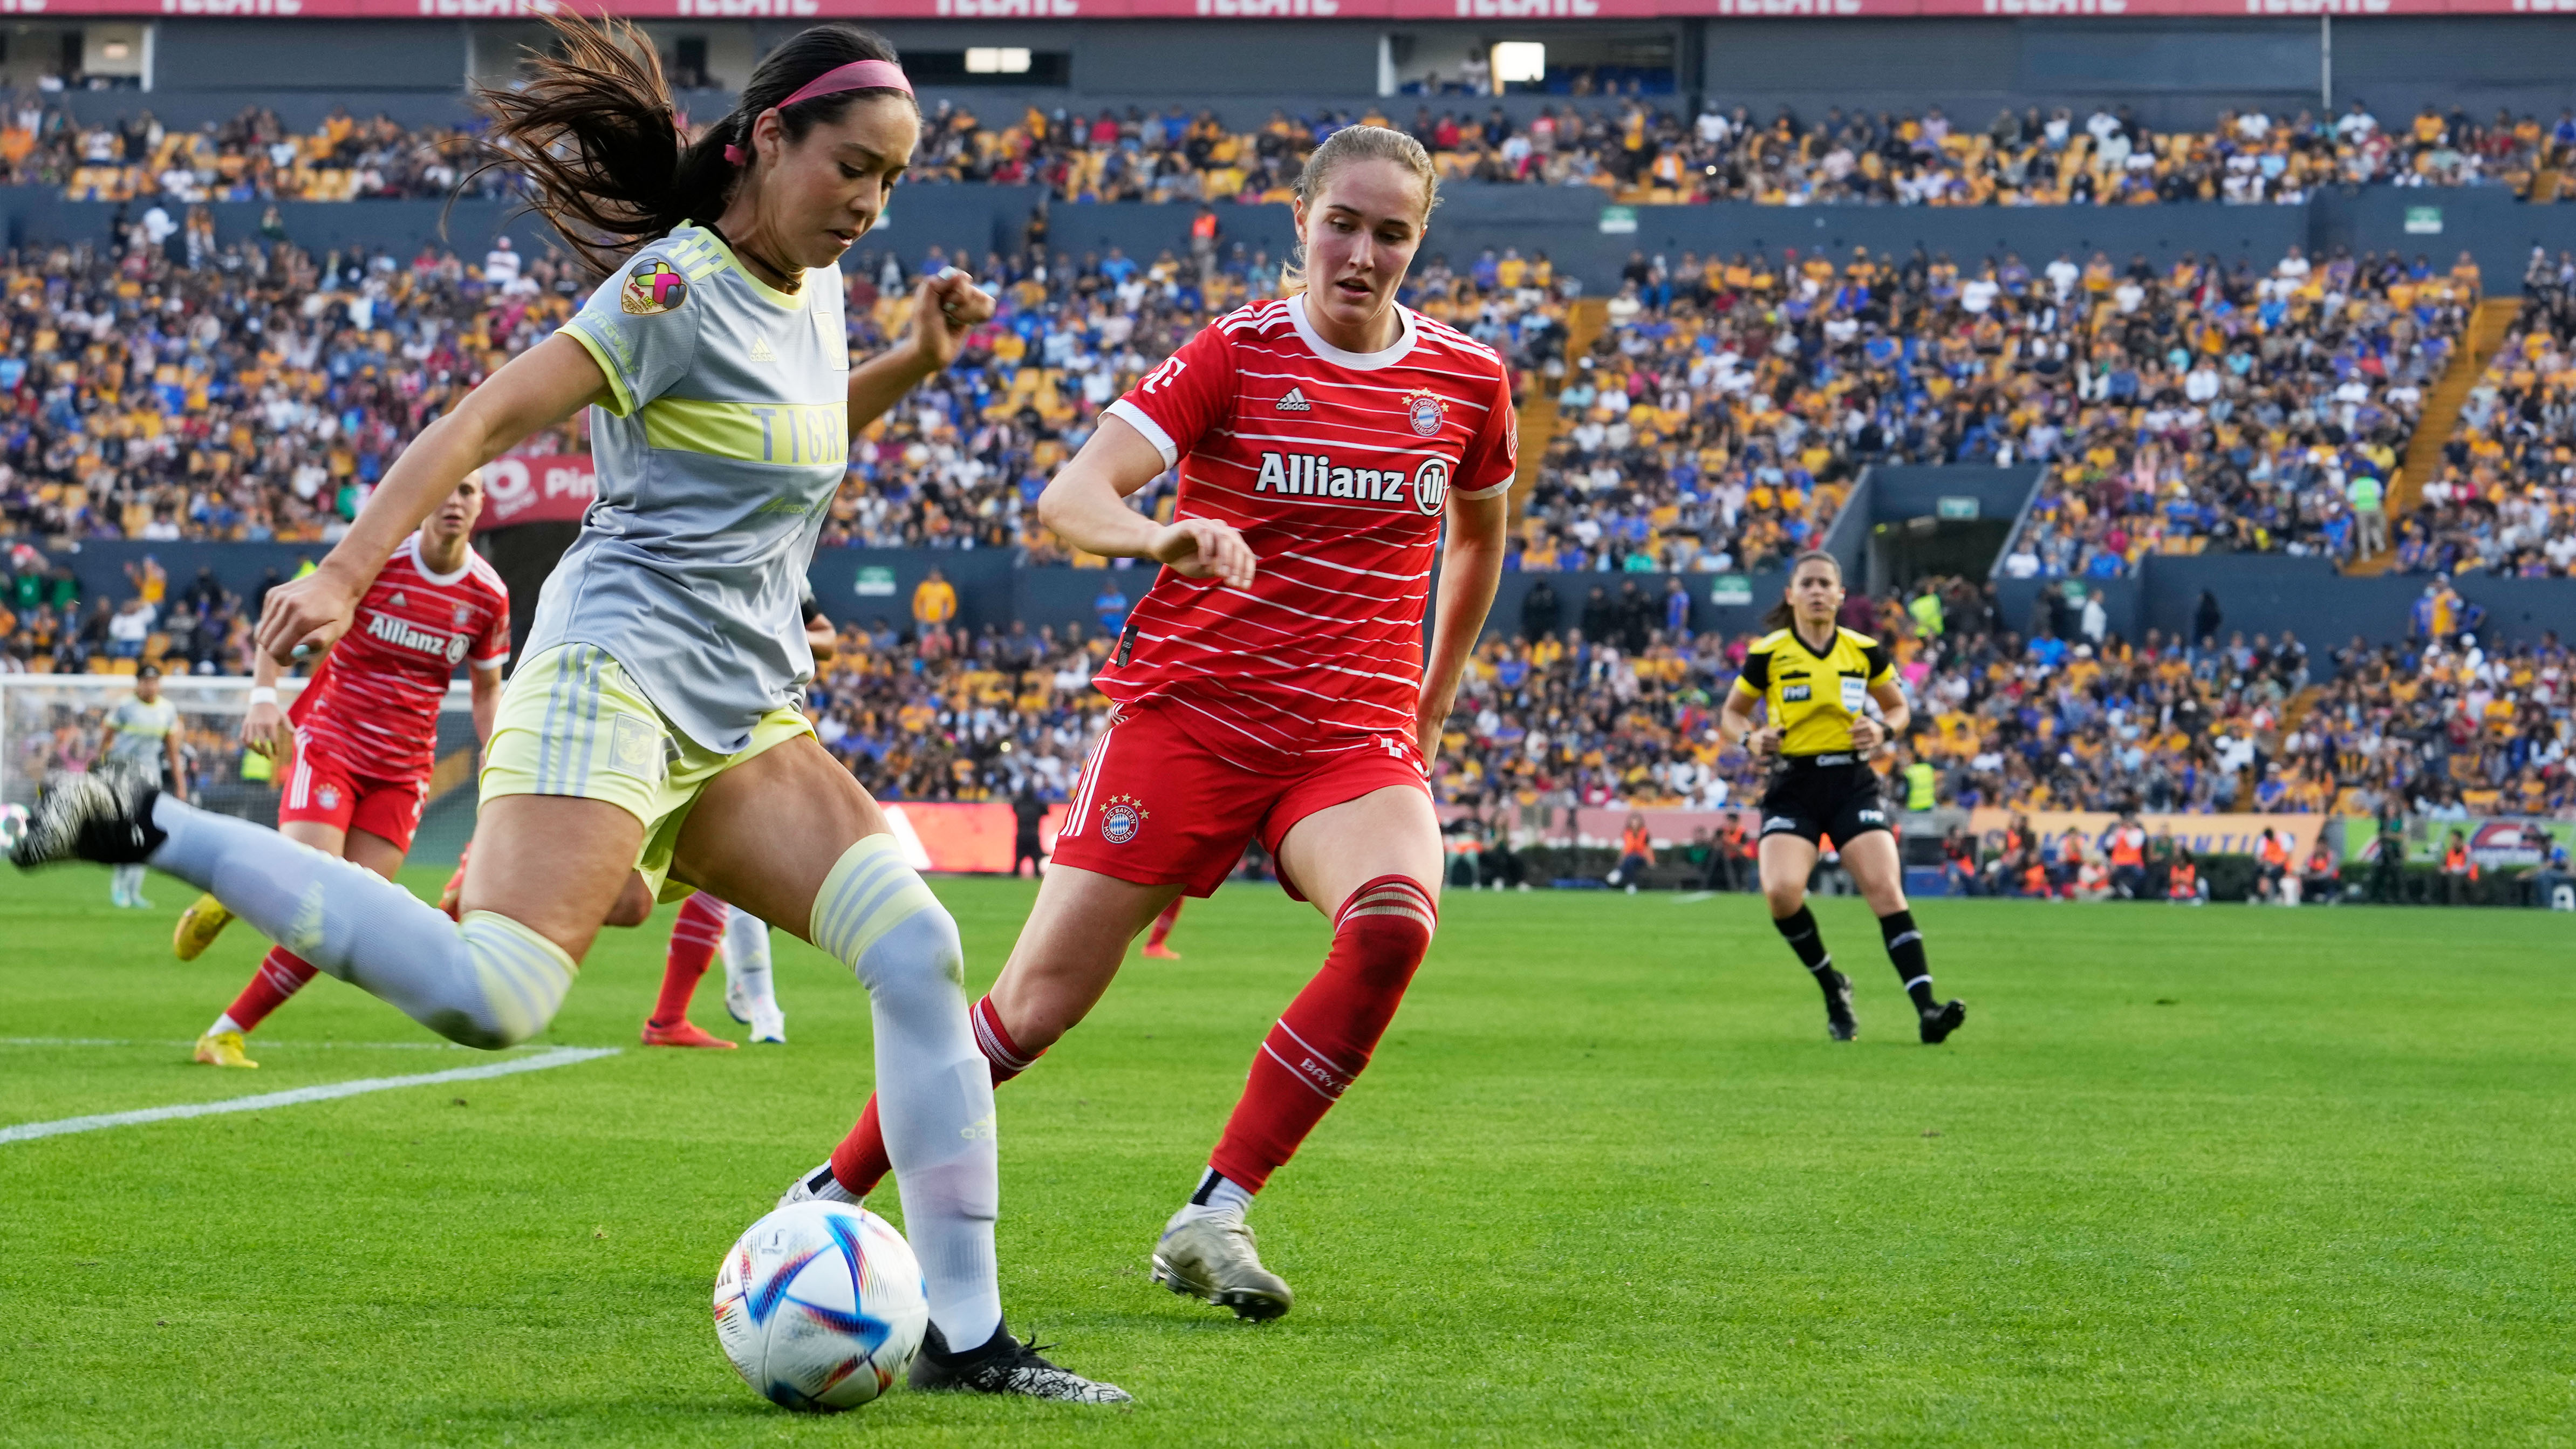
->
xmin=640 ymin=1018 xmax=737 ymax=1049
xmin=1141 ymin=942 xmax=1182 ymax=960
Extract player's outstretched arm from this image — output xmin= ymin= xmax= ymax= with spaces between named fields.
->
xmin=256 ymin=335 xmax=607 ymax=666
xmin=1037 ymin=414 xmax=1255 ymax=587
xmin=1416 ymin=488 xmax=1509 ymax=762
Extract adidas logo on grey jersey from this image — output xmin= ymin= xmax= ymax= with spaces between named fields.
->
xmin=1274 ymin=387 xmax=1311 ymax=412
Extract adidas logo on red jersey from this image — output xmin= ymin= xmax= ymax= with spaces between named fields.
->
xmin=1253 ymin=450 xmax=1451 ymax=516
xmin=1274 ymin=387 xmax=1311 ymax=412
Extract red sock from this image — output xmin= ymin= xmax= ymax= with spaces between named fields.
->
xmin=1208 ymin=876 xmax=1435 ymax=1194
xmin=1147 ymin=898 xmax=1183 ymax=948
xmin=225 ymin=946 xmax=320 ymax=1033
xmin=649 ymin=893 xmax=728 ymax=1029
xmin=830 ymin=995 xmax=1036 ymax=1195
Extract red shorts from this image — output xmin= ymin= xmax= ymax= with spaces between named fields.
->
xmin=278 ymin=744 xmax=428 ymax=855
xmin=1050 ymin=701 xmax=1429 ymax=900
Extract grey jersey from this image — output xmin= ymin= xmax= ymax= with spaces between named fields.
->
xmin=104 ymin=695 xmax=177 ymax=775
xmin=532 ymin=223 xmax=851 ymax=752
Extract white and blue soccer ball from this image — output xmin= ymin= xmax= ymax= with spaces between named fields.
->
xmin=713 ymin=1200 xmax=928 ymax=1412
xmin=0 ymin=802 xmax=28 ymax=853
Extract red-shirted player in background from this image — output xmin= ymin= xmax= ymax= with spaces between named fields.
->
xmin=172 ymin=475 xmax=650 ymax=1065
xmin=781 ymin=124 xmax=1514 ymax=1323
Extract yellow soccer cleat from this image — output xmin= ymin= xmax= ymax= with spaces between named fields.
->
xmin=172 ymin=894 xmax=235 ymax=961
xmin=193 ymin=1030 xmax=257 ymax=1069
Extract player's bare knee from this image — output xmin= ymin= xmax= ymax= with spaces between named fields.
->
xmin=1764 ymin=881 xmax=1807 ymax=917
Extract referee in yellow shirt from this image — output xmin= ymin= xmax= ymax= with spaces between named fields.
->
xmin=1720 ymin=551 xmax=1966 ymax=1044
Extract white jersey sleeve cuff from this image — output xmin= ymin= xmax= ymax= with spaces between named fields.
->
xmin=1453 ymin=478 xmax=1514 ymax=500
xmin=1104 ymin=399 xmax=1179 ymax=470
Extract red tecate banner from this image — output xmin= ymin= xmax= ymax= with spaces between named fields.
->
xmin=879 ymin=802 xmax=1067 ymax=875
xmin=50 ymin=0 xmax=2564 ymax=17
xmin=472 ymin=454 xmax=596 ymax=532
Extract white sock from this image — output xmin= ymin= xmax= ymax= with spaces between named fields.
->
xmin=208 ymin=1013 xmax=243 ymax=1037
xmin=721 ymin=905 xmax=777 ymax=1015
xmin=808 ymin=836 xmax=1002 ymax=1350
xmin=1171 ymin=1167 xmax=1254 ymax=1226
xmin=112 ymin=863 xmax=143 ymax=901
xmin=145 ymin=796 xmax=575 ymax=1049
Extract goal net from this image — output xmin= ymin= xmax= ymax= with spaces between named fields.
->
xmin=0 ymin=675 xmax=481 ymax=865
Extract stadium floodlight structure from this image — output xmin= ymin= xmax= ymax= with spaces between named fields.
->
xmin=0 ymin=675 xmax=482 ymax=865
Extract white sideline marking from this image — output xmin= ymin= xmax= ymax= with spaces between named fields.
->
xmin=1671 ymin=892 xmax=1718 ymax=904
xmin=0 ymin=1047 xmax=619 ymax=1145
xmin=0 ymin=1037 xmax=554 ymax=1051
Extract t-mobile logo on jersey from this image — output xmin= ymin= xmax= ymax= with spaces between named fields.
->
xmin=365 ymin=611 xmax=469 ymax=665
xmin=1252 ymin=450 xmax=1451 ymax=516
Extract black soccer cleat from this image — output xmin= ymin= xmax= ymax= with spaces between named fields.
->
xmin=10 ymin=771 xmax=162 ymax=871
xmin=907 ymin=1321 xmax=1132 ymax=1404
xmin=1918 ymin=999 xmax=1967 ymax=1045
xmin=1822 ymin=968 xmax=1858 ymax=1042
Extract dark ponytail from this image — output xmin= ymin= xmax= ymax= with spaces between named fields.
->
xmin=469 ymin=14 xmax=911 ymax=277
xmin=1759 ymin=549 xmax=1843 ymax=632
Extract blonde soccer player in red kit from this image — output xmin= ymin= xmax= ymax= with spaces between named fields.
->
xmin=782 ymin=122 xmax=1515 ymax=1322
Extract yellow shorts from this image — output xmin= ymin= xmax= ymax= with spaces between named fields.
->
xmin=480 ymin=643 xmax=815 ymax=901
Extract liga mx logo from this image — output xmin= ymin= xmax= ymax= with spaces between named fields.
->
xmin=1411 ymin=457 xmax=1451 ymax=517
xmin=1099 ymin=794 xmax=1148 ymax=845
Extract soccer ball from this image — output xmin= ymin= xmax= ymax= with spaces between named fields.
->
xmin=713 ymin=1200 xmax=927 ymax=1412
xmin=0 ymin=802 xmax=28 ymax=853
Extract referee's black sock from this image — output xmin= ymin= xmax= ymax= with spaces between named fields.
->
xmin=1771 ymin=906 xmax=1838 ymax=997
xmin=1879 ymin=909 xmax=1937 ymax=1013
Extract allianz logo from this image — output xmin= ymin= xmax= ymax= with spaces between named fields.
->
xmin=1252 ymin=450 xmax=1451 ymax=516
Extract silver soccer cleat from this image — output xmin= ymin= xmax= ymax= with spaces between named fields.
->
xmin=775 ymin=1160 xmax=860 ymax=1211
xmin=11 ymin=770 xmax=156 ymax=871
xmin=1151 ymin=1212 xmax=1294 ymax=1322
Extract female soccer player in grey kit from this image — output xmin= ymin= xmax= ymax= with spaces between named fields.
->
xmin=12 ymin=15 xmax=1124 ymax=1404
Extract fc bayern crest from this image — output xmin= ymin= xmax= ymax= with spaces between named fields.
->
xmin=1098 ymin=794 xmax=1148 ymax=845
xmin=1405 ymin=391 xmax=1447 ymax=437
xmin=315 ymin=784 xmax=342 ymax=810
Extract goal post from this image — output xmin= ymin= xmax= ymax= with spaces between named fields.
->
xmin=0 ymin=675 xmax=481 ymax=865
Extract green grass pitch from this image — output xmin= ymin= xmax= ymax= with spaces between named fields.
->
xmin=3 ymin=866 xmax=2573 ymax=1446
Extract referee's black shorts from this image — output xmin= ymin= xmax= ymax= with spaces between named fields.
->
xmin=1756 ymin=755 xmax=1892 ymax=846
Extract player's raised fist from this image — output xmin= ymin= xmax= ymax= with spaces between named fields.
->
xmin=1148 ymin=517 xmax=1257 ymax=589
xmin=908 ymin=268 xmax=995 ymax=371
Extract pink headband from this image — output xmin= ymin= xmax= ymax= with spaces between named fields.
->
xmin=723 ymin=60 xmax=914 ymax=165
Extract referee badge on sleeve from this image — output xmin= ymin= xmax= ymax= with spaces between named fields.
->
xmin=1841 ymin=676 xmax=1867 ymax=713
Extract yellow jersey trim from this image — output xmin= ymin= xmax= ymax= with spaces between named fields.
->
xmin=678 ymin=227 xmax=811 ymax=312
xmin=564 ymin=324 xmax=639 ymax=418
xmin=640 ymin=397 xmax=850 ymax=467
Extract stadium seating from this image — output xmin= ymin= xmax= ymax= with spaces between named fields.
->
xmin=2393 ymin=257 xmax=2576 ymax=577
xmin=13 ymin=96 xmax=2575 ymax=208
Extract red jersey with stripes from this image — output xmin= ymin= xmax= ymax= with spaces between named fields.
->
xmin=289 ymin=535 xmax=511 ymax=780
xmin=1096 ymin=293 xmax=1515 ymax=769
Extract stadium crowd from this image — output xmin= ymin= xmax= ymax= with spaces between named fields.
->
xmin=10 ymin=544 xmax=2568 ymax=830
xmin=1532 ymin=240 xmax=2476 ymax=577
xmin=757 ymin=571 xmax=2576 ymax=824
xmin=12 ymin=94 xmax=2576 ymax=209
xmin=2394 ymin=251 xmax=2576 ymax=576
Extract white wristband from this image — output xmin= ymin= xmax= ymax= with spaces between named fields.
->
xmin=248 ymin=687 xmax=277 ymax=707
